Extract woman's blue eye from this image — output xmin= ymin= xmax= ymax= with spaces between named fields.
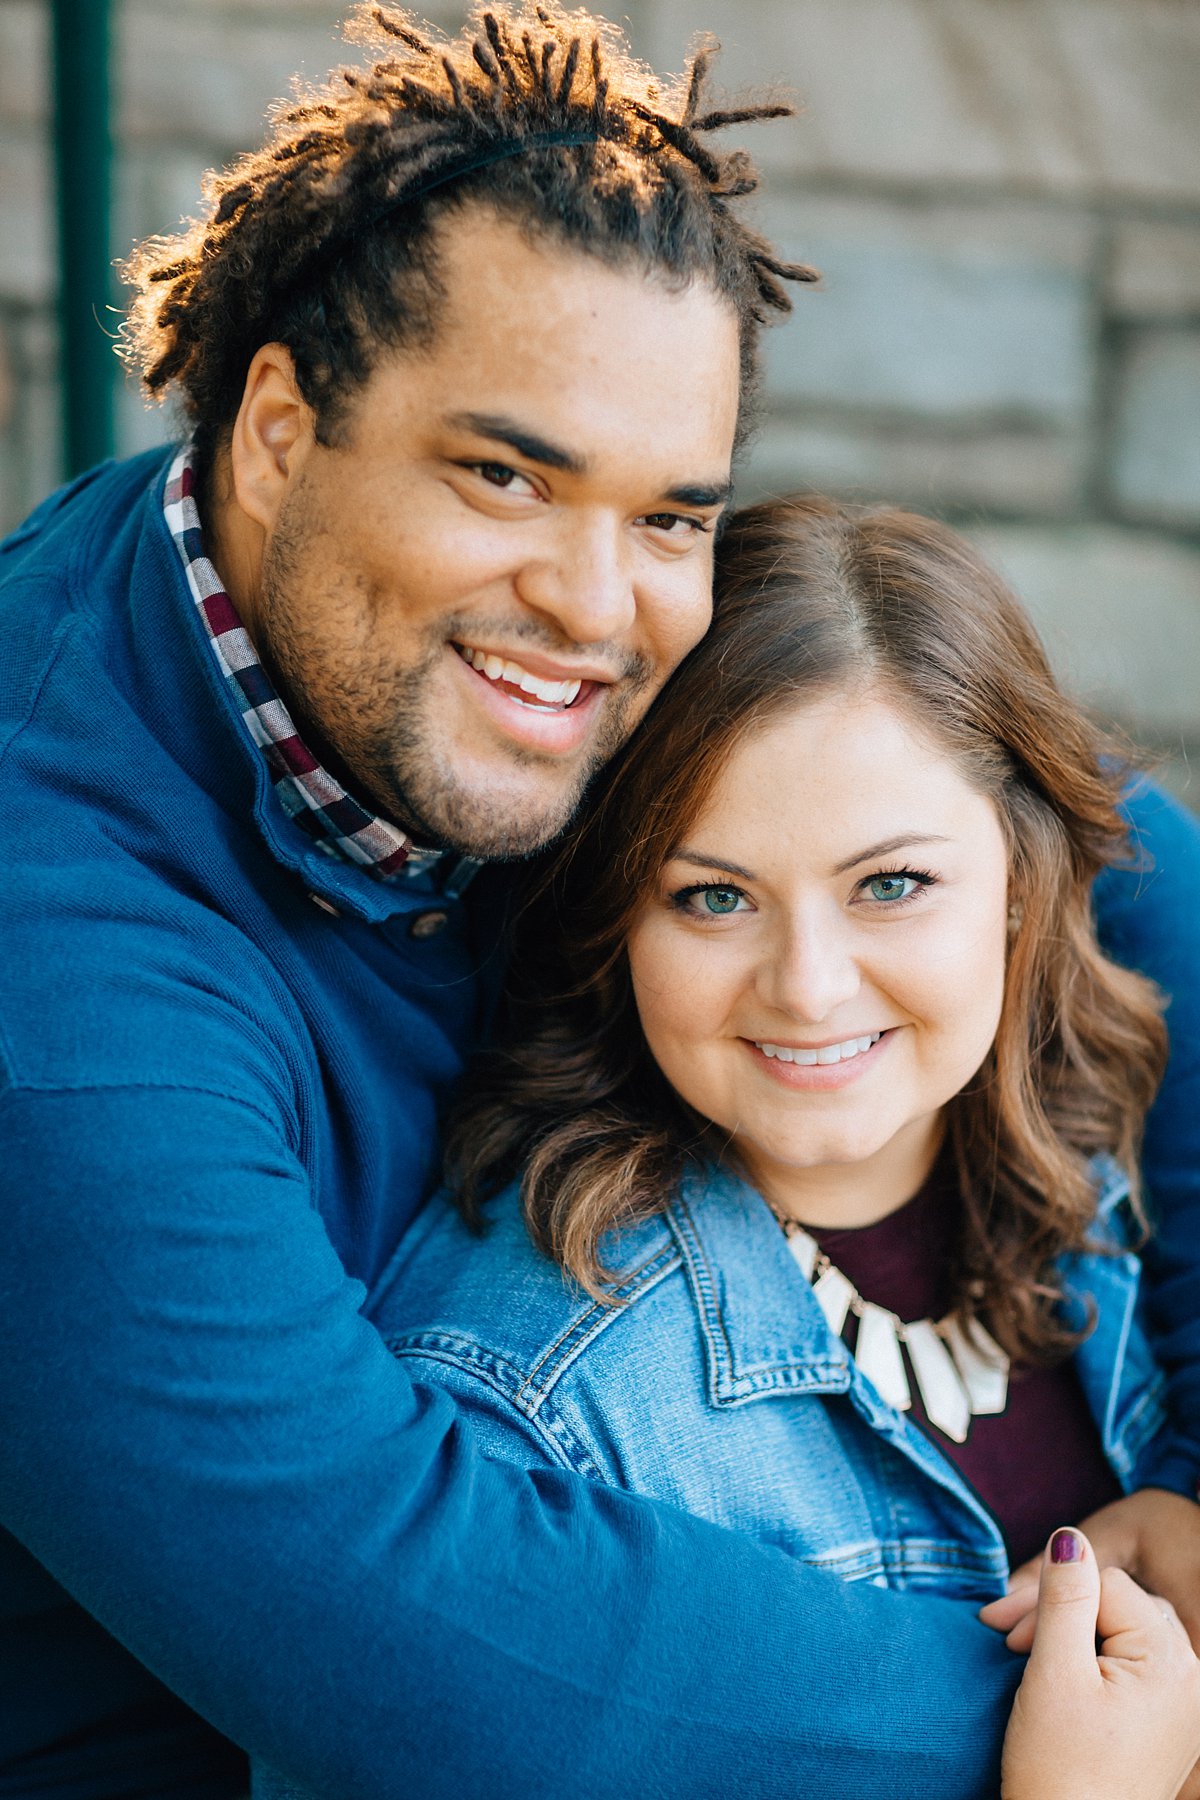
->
xmin=669 ymin=880 xmax=750 ymax=918
xmin=866 ymin=874 xmax=918 ymax=903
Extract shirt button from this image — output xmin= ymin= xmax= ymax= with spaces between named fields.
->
xmin=409 ymin=909 xmax=449 ymax=940
xmin=307 ymin=892 xmax=343 ymax=917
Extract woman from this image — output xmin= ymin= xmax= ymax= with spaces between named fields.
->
xmin=385 ymin=494 xmax=1177 ymax=1574
xmin=256 ymin=497 xmax=1200 ymax=1798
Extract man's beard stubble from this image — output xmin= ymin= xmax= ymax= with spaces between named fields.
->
xmin=255 ymin=513 xmax=651 ymax=863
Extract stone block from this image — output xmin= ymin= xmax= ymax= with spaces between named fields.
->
xmin=112 ymin=149 xmax=215 ymax=299
xmin=0 ymin=3 xmax=46 ymax=129
xmin=113 ymin=2 xmax=666 ymax=152
xmin=1110 ymin=328 xmax=1200 ymax=529
xmin=118 ymin=7 xmax=348 ymax=148
xmin=966 ymin=524 xmax=1200 ymax=746
xmin=741 ymin=417 xmax=1086 ymax=518
xmin=1109 ymin=220 xmax=1200 ymax=319
xmin=0 ymin=134 xmax=54 ymax=305
xmin=0 ymin=313 xmax=14 ymax=435
xmin=14 ymin=307 xmax=57 ymax=382
xmin=181 ymin=0 xmax=465 ymax=19
xmin=646 ymin=0 xmax=1200 ymax=202
xmin=0 ymin=327 xmax=62 ymax=535
xmin=1155 ymin=751 xmax=1199 ymax=815
xmin=116 ymin=374 xmax=175 ymax=462
xmin=760 ymin=195 xmax=1096 ymax=427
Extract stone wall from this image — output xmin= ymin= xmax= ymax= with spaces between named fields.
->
xmin=2 ymin=0 xmax=1198 ymax=797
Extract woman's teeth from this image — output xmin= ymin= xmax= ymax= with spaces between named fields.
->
xmin=756 ymin=1032 xmax=883 ymax=1066
xmin=457 ymin=644 xmax=582 ymax=709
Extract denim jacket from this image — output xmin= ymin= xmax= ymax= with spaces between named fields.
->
xmin=367 ymin=1155 xmax=1165 ymax=1601
xmin=253 ymin=1157 xmax=1166 ymax=1800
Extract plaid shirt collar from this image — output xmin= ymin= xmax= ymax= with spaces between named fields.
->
xmin=164 ymin=444 xmax=442 ymax=883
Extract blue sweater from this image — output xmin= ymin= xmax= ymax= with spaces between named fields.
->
xmin=1 ymin=448 xmax=1198 ymax=1799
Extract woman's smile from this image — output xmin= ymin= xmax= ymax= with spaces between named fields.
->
xmin=745 ymin=1026 xmax=894 ymax=1090
xmin=626 ymin=684 xmax=1011 ymax=1228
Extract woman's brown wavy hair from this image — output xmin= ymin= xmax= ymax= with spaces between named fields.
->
xmin=446 ymin=495 xmax=1167 ymax=1363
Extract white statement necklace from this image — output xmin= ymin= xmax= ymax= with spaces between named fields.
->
xmin=778 ymin=1220 xmax=1010 ymax=1444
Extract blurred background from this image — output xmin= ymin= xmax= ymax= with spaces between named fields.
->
xmin=1 ymin=0 xmax=1198 ymax=800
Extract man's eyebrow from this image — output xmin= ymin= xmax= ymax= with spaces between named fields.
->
xmin=833 ymin=833 xmax=952 ymax=875
xmin=661 ymin=479 xmax=735 ymax=512
xmin=445 ymin=411 xmax=587 ymax=475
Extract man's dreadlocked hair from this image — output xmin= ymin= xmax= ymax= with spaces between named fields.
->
xmin=120 ymin=3 xmax=816 ymax=467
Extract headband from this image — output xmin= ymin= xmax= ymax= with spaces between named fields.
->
xmin=365 ymin=129 xmax=602 ymax=232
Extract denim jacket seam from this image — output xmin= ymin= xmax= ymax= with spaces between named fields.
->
xmin=668 ymin=1198 xmax=850 ymax=1403
xmin=1103 ymin=1257 xmax=1140 ymax=1450
xmin=1110 ymin=1371 xmax=1169 ymax=1479
xmin=873 ymin=1537 xmax=1008 ymax=1574
xmin=513 ymin=1238 xmax=682 ymax=1404
xmin=668 ymin=1198 xmax=729 ymax=1400
xmin=386 ymin=1332 xmax=609 ymax=1479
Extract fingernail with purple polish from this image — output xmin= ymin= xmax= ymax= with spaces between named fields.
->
xmin=1050 ymin=1528 xmax=1084 ymax=1564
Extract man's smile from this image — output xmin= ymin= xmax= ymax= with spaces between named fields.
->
xmin=447 ymin=637 xmax=615 ymax=757
xmin=452 ymin=640 xmax=599 ymax=710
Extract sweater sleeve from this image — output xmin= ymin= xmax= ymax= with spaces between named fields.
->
xmin=1094 ymin=779 xmax=1200 ymax=1495
xmin=0 ymin=1078 xmax=1022 ymax=1800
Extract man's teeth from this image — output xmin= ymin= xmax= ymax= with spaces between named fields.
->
xmin=756 ymin=1032 xmax=883 ymax=1066
xmin=458 ymin=645 xmax=582 ymax=708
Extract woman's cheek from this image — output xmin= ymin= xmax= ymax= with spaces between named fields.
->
xmin=908 ymin=906 xmax=1008 ymax=1086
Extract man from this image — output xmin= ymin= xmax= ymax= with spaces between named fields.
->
xmin=2 ymin=5 xmax=1198 ymax=1795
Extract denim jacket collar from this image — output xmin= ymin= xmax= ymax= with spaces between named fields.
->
xmin=667 ymin=1165 xmax=854 ymax=1407
xmin=666 ymin=1153 xmax=1134 ymax=1415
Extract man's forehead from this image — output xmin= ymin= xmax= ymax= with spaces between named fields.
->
xmin=339 ymin=207 xmax=742 ymax=491
xmin=429 ymin=207 xmax=740 ymax=380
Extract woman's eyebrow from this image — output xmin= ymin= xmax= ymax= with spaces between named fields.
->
xmin=672 ymin=849 xmax=757 ymax=880
xmin=832 ymin=833 xmax=951 ymax=875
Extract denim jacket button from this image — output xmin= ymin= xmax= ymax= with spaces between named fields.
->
xmin=409 ymin=909 xmax=449 ymax=940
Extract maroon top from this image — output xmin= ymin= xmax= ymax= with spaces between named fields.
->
xmin=810 ymin=1163 xmax=1122 ymax=1568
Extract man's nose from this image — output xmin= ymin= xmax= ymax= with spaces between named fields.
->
xmin=513 ymin=512 xmax=636 ymax=646
xmin=756 ymin=910 xmax=863 ymax=1025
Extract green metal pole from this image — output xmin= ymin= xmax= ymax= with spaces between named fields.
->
xmin=52 ymin=0 xmax=116 ymax=477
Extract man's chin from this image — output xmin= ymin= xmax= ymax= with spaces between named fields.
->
xmin=379 ymin=773 xmax=586 ymax=864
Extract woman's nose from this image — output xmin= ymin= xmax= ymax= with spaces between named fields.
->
xmin=756 ymin=913 xmax=863 ymax=1025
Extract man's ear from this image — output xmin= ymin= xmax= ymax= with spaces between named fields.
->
xmin=228 ymin=344 xmax=314 ymax=535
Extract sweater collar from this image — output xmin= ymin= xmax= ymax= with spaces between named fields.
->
xmin=163 ymin=444 xmax=447 ymax=887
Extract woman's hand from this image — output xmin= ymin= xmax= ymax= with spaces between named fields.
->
xmin=1000 ymin=1526 xmax=1200 ymax=1800
xmin=982 ymin=1489 xmax=1200 ymax=1653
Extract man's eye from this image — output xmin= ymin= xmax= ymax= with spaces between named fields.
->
xmin=473 ymin=463 xmax=535 ymax=494
xmin=640 ymin=512 xmax=709 ymax=536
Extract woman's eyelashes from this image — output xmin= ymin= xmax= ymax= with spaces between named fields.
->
xmin=854 ymin=866 xmax=939 ymax=909
xmin=667 ymin=865 xmax=940 ymax=920
xmin=669 ymin=880 xmax=752 ymax=918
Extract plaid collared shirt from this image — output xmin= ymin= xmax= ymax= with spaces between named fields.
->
xmin=164 ymin=445 xmax=433 ymax=882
